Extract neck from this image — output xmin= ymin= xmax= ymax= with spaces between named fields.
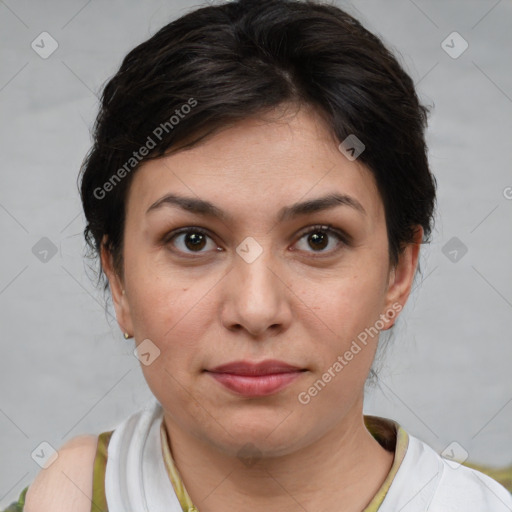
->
xmin=163 ymin=398 xmax=394 ymax=512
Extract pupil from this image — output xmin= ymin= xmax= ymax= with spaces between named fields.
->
xmin=185 ymin=232 xmax=206 ymax=251
xmin=309 ymin=231 xmax=328 ymax=250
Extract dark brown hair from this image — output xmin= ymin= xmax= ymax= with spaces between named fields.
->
xmin=79 ymin=0 xmax=437 ymax=294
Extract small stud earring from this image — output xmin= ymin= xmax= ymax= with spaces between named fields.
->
xmin=124 ymin=332 xmax=132 ymax=340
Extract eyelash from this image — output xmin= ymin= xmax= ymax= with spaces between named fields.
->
xmin=163 ymin=224 xmax=349 ymax=258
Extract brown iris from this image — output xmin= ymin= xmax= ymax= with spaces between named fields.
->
xmin=308 ymin=231 xmax=329 ymax=251
xmin=184 ymin=231 xmax=207 ymax=251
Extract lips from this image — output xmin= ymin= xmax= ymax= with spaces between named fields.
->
xmin=206 ymin=359 xmax=306 ymax=397
xmin=209 ymin=359 xmax=303 ymax=375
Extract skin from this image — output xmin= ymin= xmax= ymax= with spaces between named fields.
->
xmin=101 ymin=103 xmax=422 ymax=512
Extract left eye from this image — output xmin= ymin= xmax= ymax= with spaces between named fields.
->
xmin=294 ymin=224 xmax=347 ymax=255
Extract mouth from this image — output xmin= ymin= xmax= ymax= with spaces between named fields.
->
xmin=205 ymin=359 xmax=307 ymax=397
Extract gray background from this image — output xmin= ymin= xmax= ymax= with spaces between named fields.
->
xmin=1 ymin=0 xmax=511 ymax=506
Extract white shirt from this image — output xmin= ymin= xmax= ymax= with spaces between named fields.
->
xmin=103 ymin=397 xmax=512 ymax=511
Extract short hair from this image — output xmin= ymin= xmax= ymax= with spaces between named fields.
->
xmin=79 ymin=0 xmax=437 ymax=292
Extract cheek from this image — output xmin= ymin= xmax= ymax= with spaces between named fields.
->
xmin=309 ymin=266 xmax=388 ymax=340
xmin=300 ymin=258 xmax=389 ymax=383
xmin=130 ymin=274 xmax=215 ymax=419
xmin=297 ymin=283 xmax=384 ymax=414
xmin=123 ymin=234 xmax=205 ymax=336
xmin=130 ymin=277 xmax=208 ymax=353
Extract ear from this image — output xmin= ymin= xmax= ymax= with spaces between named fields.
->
xmin=100 ymin=235 xmax=134 ymax=337
xmin=381 ymin=226 xmax=423 ymax=330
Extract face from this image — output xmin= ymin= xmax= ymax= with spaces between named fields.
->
xmin=102 ymin=104 xmax=421 ymax=458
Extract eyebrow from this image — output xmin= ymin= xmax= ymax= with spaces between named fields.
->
xmin=146 ymin=192 xmax=366 ymax=221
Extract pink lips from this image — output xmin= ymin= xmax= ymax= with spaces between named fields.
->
xmin=206 ymin=360 xmax=305 ymax=397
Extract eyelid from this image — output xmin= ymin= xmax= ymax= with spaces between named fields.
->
xmin=295 ymin=224 xmax=351 ymax=245
xmin=162 ymin=226 xmax=216 ymax=247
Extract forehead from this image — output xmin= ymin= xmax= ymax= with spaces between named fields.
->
xmin=126 ymin=106 xmax=383 ymax=225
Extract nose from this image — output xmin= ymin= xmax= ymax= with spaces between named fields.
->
xmin=220 ymin=246 xmax=293 ymax=339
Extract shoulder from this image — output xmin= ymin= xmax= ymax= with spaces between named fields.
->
xmin=24 ymin=434 xmax=99 ymax=512
xmin=407 ymin=435 xmax=512 ymax=511
xmin=433 ymin=459 xmax=512 ymax=511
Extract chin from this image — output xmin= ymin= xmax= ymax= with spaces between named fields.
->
xmin=202 ymin=414 xmax=308 ymax=458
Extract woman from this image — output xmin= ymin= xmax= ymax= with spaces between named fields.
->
xmin=6 ymin=0 xmax=512 ymax=510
